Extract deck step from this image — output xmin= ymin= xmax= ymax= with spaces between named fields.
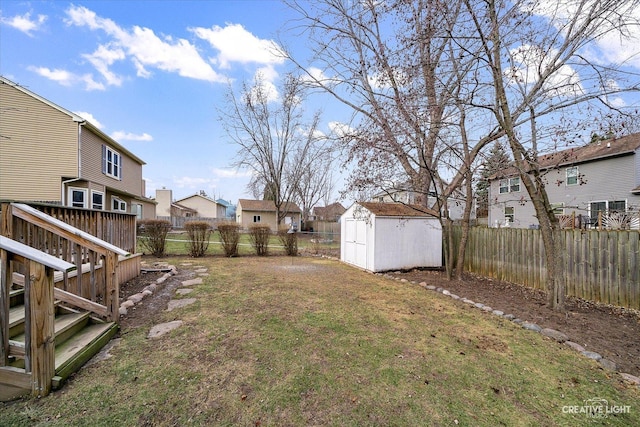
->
xmin=9 ymin=287 xmax=25 ymax=306
xmin=53 ymin=321 xmax=118 ymax=388
xmin=10 ymin=311 xmax=90 ymax=347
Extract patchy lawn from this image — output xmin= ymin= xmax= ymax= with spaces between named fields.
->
xmin=1 ymin=256 xmax=638 ymax=426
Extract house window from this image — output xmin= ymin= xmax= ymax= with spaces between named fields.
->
xmin=609 ymin=200 xmax=626 ymax=213
xmin=566 ymin=167 xmax=578 ymax=185
xmin=91 ymin=191 xmax=104 ymax=210
xmin=589 ymin=200 xmax=626 ymax=226
xmin=504 ymin=206 xmax=514 ymax=224
xmin=253 ymin=215 xmax=261 ymax=223
xmin=112 ymin=197 xmax=126 ymax=212
xmin=509 ymin=177 xmax=520 ymax=192
xmin=131 ymin=203 xmax=143 ymax=219
xmin=69 ymin=188 xmax=87 ymax=208
xmin=551 ymin=203 xmax=565 ymax=216
xmin=102 ymin=145 xmax=122 ymax=180
xmin=499 ymin=179 xmax=509 ymax=194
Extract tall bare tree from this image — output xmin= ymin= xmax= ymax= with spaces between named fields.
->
xmin=464 ymin=0 xmax=640 ymax=309
xmin=285 ymin=0 xmax=503 ymax=277
xmin=220 ymin=72 xmax=328 ymax=227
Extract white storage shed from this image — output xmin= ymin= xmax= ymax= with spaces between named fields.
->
xmin=340 ymin=202 xmax=442 ymax=272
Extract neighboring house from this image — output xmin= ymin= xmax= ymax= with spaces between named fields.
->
xmin=175 ymin=192 xmax=227 ymax=219
xmin=155 ymin=188 xmax=227 ymax=228
xmin=236 ymin=199 xmax=302 ymax=231
xmin=372 ymin=184 xmax=473 ymax=221
xmin=311 ymin=202 xmax=346 ymax=221
xmin=0 ymin=76 xmax=155 ymax=219
xmin=216 ymin=198 xmax=235 ymax=219
xmin=341 ymin=202 xmax=442 ymax=272
xmin=488 ymin=133 xmax=640 ymax=229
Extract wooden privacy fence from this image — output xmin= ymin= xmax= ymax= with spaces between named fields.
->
xmin=449 ymin=226 xmax=640 ymax=310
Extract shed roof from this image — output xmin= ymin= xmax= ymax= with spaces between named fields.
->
xmin=358 ymin=202 xmax=439 ymax=217
xmin=238 ymin=199 xmax=301 ymax=213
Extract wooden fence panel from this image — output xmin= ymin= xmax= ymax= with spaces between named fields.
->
xmin=451 ymin=227 xmax=640 ymax=310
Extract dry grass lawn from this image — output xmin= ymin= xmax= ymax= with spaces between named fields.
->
xmin=1 ymin=256 xmax=638 ymax=426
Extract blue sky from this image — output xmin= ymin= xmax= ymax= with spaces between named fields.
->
xmin=0 ymin=0 xmax=331 ymax=204
xmin=2 ymin=1 xmax=640 ymax=207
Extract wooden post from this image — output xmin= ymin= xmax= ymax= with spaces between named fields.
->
xmin=1 ymin=203 xmax=13 ymax=238
xmin=0 ymin=250 xmax=10 ymax=366
xmin=28 ymin=260 xmax=55 ymax=397
xmin=104 ymin=251 xmax=119 ymax=322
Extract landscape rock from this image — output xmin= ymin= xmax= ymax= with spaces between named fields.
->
xmin=541 ymin=328 xmax=569 ymax=343
xmin=176 ymin=288 xmax=194 ymax=295
xmin=419 ymin=282 xmax=427 ymax=287
xmin=522 ymin=322 xmax=542 ymax=332
xmin=119 ymin=306 xmax=128 ymax=316
xmin=121 ymin=300 xmax=135 ymax=309
xmin=127 ymin=293 xmax=144 ymax=304
xmin=442 ymin=290 xmax=451 ymax=296
xmin=599 ymin=358 xmax=617 ymax=371
xmin=619 ymin=373 xmax=640 ymax=385
xmin=564 ymin=341 xmax=586 ymax=352
xmin=167 ymin=298 xmax=197 ymax=311
xmin=492 ymin=310 xmax=504 ymax=316
xmin=581 ymin=351 xmax=602 ymax=361
xmin=181 ymin=278 xmax=203 ymax=287
xmin=148 ymin=320 xmax=184 ymax=339
xmin=426 ymin=285 xmax=437 ymax=291
xmin=503 ymin=314 xmax=516 ymax=320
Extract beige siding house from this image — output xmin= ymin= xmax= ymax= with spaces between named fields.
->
xmin=236 ymin=199 xmax=302 ymax=231
xmin=176 ymin=193 xmax=227 ymax=218
xmin=0 ymin=76 xmax=155 ymax=219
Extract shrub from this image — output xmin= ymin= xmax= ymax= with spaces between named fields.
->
xmin=278 ymin=227 xmax=298 ymax=256
xmin=248 ymin=224 xmax=271 ymax=256
xmin=184 ymin=221 xmax=212 ymax=257
xmin=137 ymin=219 xmax=171 ymax=257
xmin=217 ymin=222 xmax=241 ymax=257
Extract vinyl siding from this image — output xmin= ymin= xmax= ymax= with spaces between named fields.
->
xmin=80 ymin=127 xmax=144 ymax=197
xmin=177 ymin=196 xmax=224 ymax=218
xmin=488 ymin=154 xmax=640 ymax=227
xmin=0 ymin=81 xmax=78 ymax=201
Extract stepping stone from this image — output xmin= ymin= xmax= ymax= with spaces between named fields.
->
xmin=181 ymin=278 xmax=203 ymax=287
xmin=148 ymin=320 xmax=184 ymax=339
xmin=194 ymin=268 xmax=208 ymax=273
xmin=167 ymin=298 xmax=197 ymax=311
xmin=176 ymin=288 xmax=194 ymax=295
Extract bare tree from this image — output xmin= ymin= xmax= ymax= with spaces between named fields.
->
xmin=293 ymin=149 xmax=336 ymax=228
xmin=220 ymin=72 xmax=328 ymax=227
xmin=464 ymin=0 xmax=640 ymax=309
xmin=284 ymin=0 xmax=502 ymax=277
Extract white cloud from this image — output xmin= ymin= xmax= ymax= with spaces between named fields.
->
xmin=111 ymin=131 xmax=153 ymax=141
xmin=28 ymin=66 xmax=105 ymax=91
xmin=83 ymin=44 xmax=125 ymax=86
xmin=328 ymin=121 xmax=356 ymax=138
xmin=65 ymin=5 xmax=224 ymax=84
xmin=190 ymin=23 xmax=285 ymax=69
xmin=0 ymin=11 xmax=47 ymax=36
xmin=211 ymin=168 xmax=253 ymax=178
xmin=74 ymin=111 xmax=104 ymax=129
xmin=509 ymin=45 xmax=583 ymax=98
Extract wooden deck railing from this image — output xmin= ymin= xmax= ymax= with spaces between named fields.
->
xmin=1 ymin=202 xmax=129 ymax=322
xmin=0 ymin=235 xmax=76 ymax=397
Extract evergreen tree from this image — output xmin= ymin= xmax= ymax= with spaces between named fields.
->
xmin=476 ymin=142 xmax=510 ymax=217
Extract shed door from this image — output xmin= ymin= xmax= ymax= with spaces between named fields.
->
xmin=344 ymin=218 xmax=367 ymax=269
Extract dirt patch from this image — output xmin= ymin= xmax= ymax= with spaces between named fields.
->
xmin=395 ymin=269 xmax=640 ymax=378
xmin=119 ymin=263 xmax=198 ymax=329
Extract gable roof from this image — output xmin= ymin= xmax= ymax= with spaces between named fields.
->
xmin=358 ymin=202 xmax=439 ymax=217
xmin=176 ymin=193 xmax=220 ymax=205
xmin=313 ymin=202 xmax=346 ymax=217
xmin=0 ymin=75 xmax=145 ymax=165
xmin=490 ymin=133 xmax=640 ymax=179
xmin=238 ymin=199 xmax=302 ymax=213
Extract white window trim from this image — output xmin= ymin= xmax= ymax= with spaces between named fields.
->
xmin=551 ymin=203 xmax=565 ymax=216
xmin=499 ymin=179 xmax=509 ymax=194
xmin=103 ymin=145 xmax=122 ymax=180
xmin=509 ymin=177 xmax=520 ymax=192
xmin=253 ymin=215 xmax=261 ymax=223
xmin=504 ymin=206 xmax=514 ymax=223
xmin=131 ymin=203 xmax=143 ymax=219
xmin=112 ymin=196 xmax=127 ymax=212
xmin=68 ymin=187 xmax=87 ymax=209
xmin=566 ymin=166 xmax=578 ymax=186
xmin=91 ymin=190 xmax=104 ymax=210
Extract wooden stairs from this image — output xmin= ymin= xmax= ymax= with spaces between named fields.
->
xmin=1 ymin=285 xmax=118 ymax=401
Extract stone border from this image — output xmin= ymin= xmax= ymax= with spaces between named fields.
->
xmin=378 ymin=272 xmax=640 ymax=388
xmin=119 ymin=264 xmax=177 ymax=316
